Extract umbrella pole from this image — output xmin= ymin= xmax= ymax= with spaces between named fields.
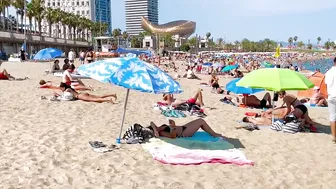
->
xmin=272 ymin=91 xmax=275 ymax=124
xmin=116 ymin=88 xmax=130 ymax=144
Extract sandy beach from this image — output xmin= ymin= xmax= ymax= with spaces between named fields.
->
xmin=1 ymin=60 xmax=336 ymax=189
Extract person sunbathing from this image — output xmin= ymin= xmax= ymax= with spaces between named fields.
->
xmin=149 ymin=119 xmax=224 ymax=139
xmin=163 ymin=89 xmax=205 ymax=111
xmin=39 ymin=80 xmax=91 ymax=91
xmin=309 ymin=86 xmax=328 ymax=107
xmin=56 ymin=82 xmax=117 ymax=103
xmin=241 ymin=117 xmax=272 ymax=126
xmin=223 ymin=93 xmax=272 ymax=108
xmin=0 ymin=69 xmax=28 ymax=81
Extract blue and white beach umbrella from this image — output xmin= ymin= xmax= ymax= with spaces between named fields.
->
xmin=77 ymin=57 xmax=183 ymax=143
xmin=33 ymin=48 xmax=63 ymax=60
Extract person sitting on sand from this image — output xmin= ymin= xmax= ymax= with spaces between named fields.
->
xmin=309 ymin=86 xmax=328 ymax=107
xmin=62 ymin=64 xmax=85 ymax=86
xmin=149 ymin=119 xmax=224 ymax=139
xmin=277 ymin=91 xmax=316 ymax=131
xmin=183 ymin=66 xmax=200 ymax=79
xmin=39 ymin=80 xmax=91 ymax=91
xmin=62 ymin=59 xmax=70 ymax=71
xmin=209 ymin=73 xmax=220 ymax=89
xmin=51 ymin=60 xmax=61 ymax=73
xmin=163 ymin=89 xmax=205 ymax=112
xmin=56 ymin=82 xmax=117 ymax=103
xmin=0 ymin=69 xmax=28 ymax=81
xmin=233 ymin=69 xmax=244 ymax=78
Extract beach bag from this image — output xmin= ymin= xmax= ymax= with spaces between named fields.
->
xmin=271 ymin=120 xmax=284 ymax=131
xmin=175 ymin=102 xmax=200 ymax=112
xmin=122 ymin=124 xmax=154 ymax=144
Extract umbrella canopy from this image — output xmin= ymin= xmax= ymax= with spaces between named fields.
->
xmin=33 ymin=48 xmax=63 ymax=60
xmin=222 ymin=64 xmax=238 ymax=72
xmin=202 ymin=62 xmax=212 ymax=67
xmin=236 ymin=68 xmax=314 ymax=91
xmin=212 ymin=63 xmax=222 ymax=68
xmin=77 ymin=57 xmax=183 ymax=143
xmin=226 ymin=78 xmax=264 ymax=95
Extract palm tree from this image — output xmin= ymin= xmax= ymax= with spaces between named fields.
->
xmin=297 ymin=41 xmax=304 ymax=49
xmin=60 ymin=11 xmax=70 ymax=39
xmin=32 ymin=0 xmax=45 ymax=35
xmin=52 ymin=9 xmax=62 ymax=38
xmin=206 ymin=32 xmax=211 ymax=39
xmin=122 ymin=31 xmax=128 ymax=40
xmin=293 ymin=36 xmax=298 ymax=47
xmin=44 ymin=8 xmax=56 ymax=37
xmin=288 ymin=37 xmax=293 ymax=47
xmin=13 ymin=0 xmax=25 ymax=32
xmin=317 ymin=37 xmax=321 ymax=46
xmin=26 ymin=2 xmax=34 ymax=34
xmin=217 ymin=38 xmax=223 ymax=48
xmin=0 ymin=0 xmax=11 ymax=29
xmin=112 ymin=28 xmax=121 ymax=38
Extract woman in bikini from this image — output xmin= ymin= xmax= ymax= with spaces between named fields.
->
xmin=277 ymin=91 xmax=316 ymax=131
xmin=58 ymin=82 xmax=117 ymax=103
xmin=163 ymin=89 xmax=205 ymax=111
xmin=149 ymin=119 xmax=224 ymax=139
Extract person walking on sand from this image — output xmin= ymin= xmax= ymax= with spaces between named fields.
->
xmin=325 ymin=57 xmax=336 ymax=143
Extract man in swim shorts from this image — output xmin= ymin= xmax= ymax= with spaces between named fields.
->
xmin=62 ymin=64 xmax=85 ymax=86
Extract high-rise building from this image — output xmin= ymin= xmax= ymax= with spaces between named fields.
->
xmin=125 ymin=0 xmax=158 ymax=36
xmin=42 ymin=0 xmax=112 ymax=38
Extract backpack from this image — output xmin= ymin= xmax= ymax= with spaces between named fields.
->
xmin=122 ymin=124 xmax=154 ymax=144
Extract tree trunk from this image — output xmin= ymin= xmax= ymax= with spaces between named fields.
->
xmin=20 ymin=14 xmax=23 ymax=32
xmin=16 ymin=13 xmax=19 ymax=32
xmin=29 ymin=18 xmax=32 ymax=34
xmin=63 ymin=25 xmax=66 ymax=39
xmin=38 ymin=20 xmax=42 ymax=36
xmin=34 ymin=19 xmax=37 ymax=34
xmin=48 ymin=21 xmax=51 ymax=37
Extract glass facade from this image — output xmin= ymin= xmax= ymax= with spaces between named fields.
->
xmin=94 ymin=0 xmax=112 ymax=34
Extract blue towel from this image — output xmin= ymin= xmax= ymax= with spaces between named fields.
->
xmin=182 ymin=132 xmax=220 ymax=142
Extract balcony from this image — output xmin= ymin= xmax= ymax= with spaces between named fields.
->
xmin=0 ymin=30 xmax=91 ymax=47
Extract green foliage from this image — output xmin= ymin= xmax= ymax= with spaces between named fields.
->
xmin=240 ymin=38 xmax=277 ymax=52
xmin=180 ymin=43 xmax=190 ymax=52
xmin=188 ymin=37 xmax=197 ymax=47
xmin=307 ymin=44 xmax=313 ymax=50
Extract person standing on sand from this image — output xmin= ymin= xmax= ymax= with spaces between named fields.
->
xmin=325 ymin=57 xmax=336 ymax=143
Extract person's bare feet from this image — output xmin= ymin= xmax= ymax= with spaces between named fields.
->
xmin=112 ymin=94 xmax=117 ymax=100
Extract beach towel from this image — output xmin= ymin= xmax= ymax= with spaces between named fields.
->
xmin=303 ymin=102 xmax=327 ymax=108
xmin=161 ymin=109 xmax=186 ymax=118
xmin=142 ymin=132 xmax=253 ymax=166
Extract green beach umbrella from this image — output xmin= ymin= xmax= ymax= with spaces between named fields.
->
xmin=236 ymin=68 xmax=314 ymax=91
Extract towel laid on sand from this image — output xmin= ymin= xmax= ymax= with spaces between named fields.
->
xmin=303 ymin=102 xmax=327 ymax=108
xmin=142 ymin=132 xmax=253 ymax=166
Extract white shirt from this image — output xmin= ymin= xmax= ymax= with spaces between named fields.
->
xmin=325 ymin=66 xmax=336 ymax=98
xmin=68 ymin=51 xmax=75 ymax=61
xmin=187 ymin=69 xmax=193 ymax=78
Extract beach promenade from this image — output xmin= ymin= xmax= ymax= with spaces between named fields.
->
xmin=0 ymin=61 xmax=336 ymax=188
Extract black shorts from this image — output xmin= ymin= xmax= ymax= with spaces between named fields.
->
xmin=295 ymin=104 xmax=307 ymax=114
xmin=212 ymin=83 xmax=220 ymax=89
xmin=260 ymin=99 xmax=267 ymax=108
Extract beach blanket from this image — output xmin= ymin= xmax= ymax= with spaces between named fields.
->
xmin=161 ymin=109 xmax=186 ymax=118
xmin=142 ymin=132 xmax=253 ymax=166
xmin=303 ymin=102 xmax=327 ymax=108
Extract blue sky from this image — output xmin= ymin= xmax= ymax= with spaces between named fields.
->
xmin=112 ymin=0 xmax=336 ymax=44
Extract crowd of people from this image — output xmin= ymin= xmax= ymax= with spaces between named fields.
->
xmin=2 ymin=49 xmax=336 ymax=142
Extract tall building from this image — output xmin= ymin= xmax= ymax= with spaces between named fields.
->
xmin=125 ymin=0 xmax=158 ymax=36
xmin=43 ymin=0 xmax=112 ymax=38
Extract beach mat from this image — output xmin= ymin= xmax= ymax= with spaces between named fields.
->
xmin=142 ymin=132 xmax=253 ymax=166
xmin=303 ymin=102 xmax=327 ymax=108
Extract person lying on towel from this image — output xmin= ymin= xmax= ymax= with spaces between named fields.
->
xmin=162 ymin=89 xmax=205 ymax=112
xmin=149 ymin=119 xmax=224 ymax=139
xmin=0 ymin=69 xmax=28 ymax=81
xmin=55 ymin=82 xmax=117 ymax=103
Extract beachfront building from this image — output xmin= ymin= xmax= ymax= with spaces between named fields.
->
xmin=125 ymin=0 xmax=159 ymax=36
xmin=42 ymin=0 xmax=112 ymax=38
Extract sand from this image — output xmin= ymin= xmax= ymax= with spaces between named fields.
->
xmin=1 ymin=60 xmax=336 ymax=189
